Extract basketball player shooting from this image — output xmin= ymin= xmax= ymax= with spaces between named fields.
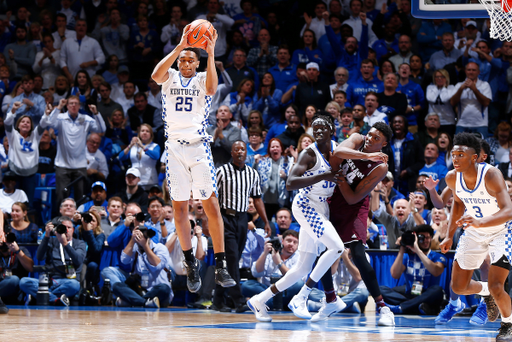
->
xmin=440 ymin=133 xmax=512 ymax=340
xmin=151 ymin=23 xmax=235 ymax=293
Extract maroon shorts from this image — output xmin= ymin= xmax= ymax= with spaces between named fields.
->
xmin=329 ymin=191 xmax=370 ymax=244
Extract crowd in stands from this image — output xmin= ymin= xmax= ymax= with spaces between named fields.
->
xmin=0 ymin=0 xmax=510 ymax=318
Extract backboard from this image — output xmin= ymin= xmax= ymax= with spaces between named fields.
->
xmin=411 ymin=0 xmax=490 ymax=18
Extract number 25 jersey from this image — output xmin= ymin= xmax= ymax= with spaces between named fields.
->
xmin=159 ymin=68 xmax=213 ymax=143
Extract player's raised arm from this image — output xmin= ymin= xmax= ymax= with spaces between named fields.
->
xmin=204 ymin=28 xmax=218 ymax=96
xmin=334 ymin=132 xmax=388 ymax=164
xmin=152 ymin=24 xmax=192 ymax=84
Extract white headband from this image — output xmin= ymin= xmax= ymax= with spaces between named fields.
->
xmin=312 ymin=117 xmax=334 ymax=130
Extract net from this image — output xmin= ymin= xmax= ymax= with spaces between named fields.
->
xmin=479 ymin=0 xmax=512 ymax=41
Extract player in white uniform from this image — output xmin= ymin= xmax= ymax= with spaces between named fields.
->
xmin=247 ymin=113 xmax=346 ymax=322
xmin=151 ymin=24 xmax=235 ymax=292
xmin=440 ymin=133 xmax=512 ymax=341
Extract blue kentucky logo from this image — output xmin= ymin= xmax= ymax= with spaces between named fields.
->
xmin=199 ymin=189 xmax=207 ymax=198
xmin=20 ymin=138 xmax=33 ymax=152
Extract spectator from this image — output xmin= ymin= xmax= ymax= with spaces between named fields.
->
xmin=486 ymin=122 xmax=512 ymax=164
xmin=415 ymin=113 xmax=441 ymax=149
xmin=97 ymin=81 xmax=124 ymax=124
xmin=128 ymin=15 xmax=159 ymax=85
xmin=20 ymin=217 xmax=86 ymax=306
xmin=436 ymin=133 xmax=453 ymax=169
xmin=397 ymin=63 xmax=424 ymax=129
xmin=96 ymin=9 xmax=129 ymax=65
xmin=300 ymin=1 xmax=328 ymax=44
xmin=417 ymin=19 xmax=452 ymax=63
xmin=38 ymin=129 xmax=56 ymax=174
xmin=426 ymin=69 xmax=456 ymax=137
xmin=372 ymin=23 xmax=399 ymax=63
xmin=242 ymin=230 xmax=303 ymax=309
xmin=333 ymin=91 xmax=348 ymax=113
xmin=428 ymin=32 xmax=462 ymax=72
xmin=294 ymin=62 xmax=331 ymax=116
xmin=32 ymin=34 xmax=61 ymax=91
xmin=0 ymin=65 xmax=16 ymax=98
xmin=128 ymin=92 xmax=162 ymax=133
xmin=349 ymin=104 xmax=370 ymax=136
xmin=77 ymin=182 xmax=108 ymax=216
xmin=364 ymin=92 xmax=388 ymax=126
xmin=288 ymin=133 xmax=315 ymax=166
xmin=240 ymin=197 xmax=267 ymax=276
xmin=318 ymin=13 xmax=344 ymax=74
xmin=57 ymin=0 xmax=78 ymax=30
xmin=276 ymin=114 xmax=305 ymax=149
xmin=381 ymin=224 xmax=446 ymax=315
xmin=113 ymin=224 xmax=173 ymax=308
xmin=409 ymin=190 xmax=431 ymax=223
xmin=343 ymin=0 xmax=378 ymax=45
xmin=146 ymin=77 xmax=162 ymax=111
xmin=268 ymin=45 xmax=297 ymax=95
xmin=206 ymin=106 xmax=242 ymax=168
xmin=384 ymin=115 xmax=424 ymax=195
xmin=101 ymin=55 xmax=119 ymax=85
xmin=330 ymin=67 xmax=351 ymax=98
xmin=226 ymin=49 xmax=259 ymax=92
xmin=233 ymin=0 xmax=267 ymax=45
xmin=247 ymin=28 xmax=278 ymax=80
xmin=254 ymin=138 xmax=291 ymax=221
xmin=5 ymin=101 xmax=48 ymax=206
xmin=212 ymin=140 xmax=270 ymax=312
xmin=246 ymin=127 xmax=265 ymax=167
xmin=455 ymin=21 xmax=482 ymax=58
xmin=41 ymin=96 xmax=106 ymax=207
xmin=60 ymin=19 xmax=105 ymax=83
xmin=7 ymin=75 xmax=45 ymax=125
xmin=101 ymin=196 xmax=124 ymax=238
xmin=119 ymin=124 xmax=160 ymax=188
xmin=0 ymin=21 xmax=12 ymax=59
xmin=280 ymin=63 xmax=308 ymax=106
xmin=377 ymin=59 xmax=396 ymax=82
xmin=247 ymin=110 xmax=265 ymax=133
xmin=51 ymin=76 xmax=71 ymax=105
xmin=377 ymin=172 xmax=406 ymax=214
xmin=274 ymin=207 xmax=300 ymax=236
xmin=351 ymin=59 xmax=383 ymax=106
xmin=106 ymin=109 xmax=132 ymax=150
xmin=52 ymin=13 xmax=76 ymax=50
xmin=85 ymin=133 xmax=109 ymax=184
xmin=111 ymin=66 xmax=140 ymax=100
xmin=160 ymin=5 xmax=187 ymax=55
xmin=377 ymin=73 xmax=408 ymax=123
xmin=4 ymin=26 xmax=36 ymax=79
xmin=389 ymin=35 xmax=413 ymax=71
xmin=252 ymin=72 xmax=283 ymax=128
xmin=0 ymin=172 xmax=28 ymax=215
xmin=292 ymin=29 xmax=324 ymax=69
xmin=115 ymin=81 xmax=136 ymax=116
xmin=8 ymin=202 xmax=38 ymax=243
xmin=77 ymin=210 xmax=105 ymax=290
xmin=450 ymin=62 xmax=491 ymax=136
xmin=150 ymin=0 xmax=169 ymax=33
xmin=196 ymin=0 xmax=234 ymax=62
xmin=222 ymin=78 xmax=255 ymax=125
xmin=0 ymin=235 xmax=33 ymax=308
xmin=409 ymin=54 xmax=427 ymax=87
xmin=114 ymin=168 xmax=149 ymax=210
xmin=265 ymin=104 xmax=299 ymax=147
xmin=144 ymin=196 xmax=173 ymax=244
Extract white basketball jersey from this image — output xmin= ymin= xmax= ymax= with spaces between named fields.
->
xmin=297 ymin=141 xmax=337 ymax=203
xmin=455 ymin=163 xmax=506 ymax=234
xmin=160 ymin=68 xmax=212 ymax=143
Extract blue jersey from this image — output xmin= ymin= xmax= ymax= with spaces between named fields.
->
xmin=350 ymin=78 xmax=383 ymax=106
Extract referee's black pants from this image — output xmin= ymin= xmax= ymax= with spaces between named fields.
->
xmin=213 ymin=212 xmax=248 ymax=307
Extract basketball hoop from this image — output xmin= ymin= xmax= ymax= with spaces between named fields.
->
xmin=478 ymin=0 xmax=512 ymax=41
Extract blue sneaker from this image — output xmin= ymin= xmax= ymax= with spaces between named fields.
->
xmin=435 ymin=302 xmax=466 ymax=324
xmin=469 ymin=300 xmax=488 ymax=326
xmin=385 ymin=303 xmax=402 ymax=314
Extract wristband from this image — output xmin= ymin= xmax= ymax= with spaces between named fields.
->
xmin=160 ymin=222 xmax=165 ymax=226
xmin=14 ymin=249 xmax=20 ymax=254
xmin=277 ymin=261 xmax=284 ymax=268
xmin=385 ymin=201 xmax=390 ymax=205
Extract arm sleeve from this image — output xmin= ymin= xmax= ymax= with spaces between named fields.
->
xmin=92 ymin=39 xmax=106 ymax=65
xmin=89 ymin=113 xmax=107 ymax=134
xmin=82 ymin=230 xmax=105 ymax=255
xmin=144 ymin=144 xmax=160 ymax=160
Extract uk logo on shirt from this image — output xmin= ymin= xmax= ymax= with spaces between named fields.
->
xmin=20 ymin=138 xmax=33 ymax=152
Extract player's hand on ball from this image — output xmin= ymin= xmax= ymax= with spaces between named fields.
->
xmin=204 ymin=27 xmax=218 ymax=53
xmin=178 ymin=24 xmax=192 ymax=48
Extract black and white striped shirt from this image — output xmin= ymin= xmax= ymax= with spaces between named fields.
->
xmin=217 ymin=162 xmax=262 ymax=212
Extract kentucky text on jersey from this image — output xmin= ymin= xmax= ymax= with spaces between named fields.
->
xmin=459 ymin=197 xmax=496 ymax=205
xmin=168 ymin=88 xmax=201 ymax=96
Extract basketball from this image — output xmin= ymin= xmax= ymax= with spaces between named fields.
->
xmin=187 ymin=19 xmax=214 ymax=50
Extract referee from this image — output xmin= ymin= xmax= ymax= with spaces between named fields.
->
xmin=212 ymin=140 xmax=271 ymax=312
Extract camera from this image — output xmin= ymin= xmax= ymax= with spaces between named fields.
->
xmin=5 ymin=232 xmax=16 ymax=244
xmin=136 ymin=212 xmax=147 ymax=222
xmin=82 ymin=212 xmax=93 ymax=223
xmin=400 ymin=231 xmax=416 ymax=247
xmin=268 ymin=237 xmax=282 ymax=253
xmin=417 ymin=234 xmax=425 ymax=244
xmin=137 ymin=227 xmax=156 ymax=239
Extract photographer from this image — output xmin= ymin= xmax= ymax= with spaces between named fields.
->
xmin=379 ymin=225 xmax=447 ymax=315
xmin=100 ymin=202 xmax=145 ymax=286
xmin=77 ymin=211 xmax=105 ymax=290
xmin=19 ymin=217 xmax=86 ymax=306
xmin=0 ymin=233 xmax=34 ymax=312
xmin=113 ymin=226 xmax=172 ymax=308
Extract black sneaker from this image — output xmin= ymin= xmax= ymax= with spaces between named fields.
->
xmin=183 ymin=259 xmax=202 ymax=293
xmin=210 ymin=303 xmax=231 ymax=312
xmin=55 ymin=294 xmax=69 ymax=307
xmin=497 ymin=322 xmax=512 ymax=341
xmin=484 ymin=295 xmax=499 ymax=322
xmin=235 ymin=304 xmax=249 ymax=313
xmin=215 ymin=266 xmax=236 ymax=288
xmin=0 ymin=298 xmax=8 ymax=314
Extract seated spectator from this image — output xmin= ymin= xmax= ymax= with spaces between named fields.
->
xmin=96 ymin=9 xmax=129 ymax=65
xmin=372 ymin=23 xmax=399 ymax=63
xmin=246 ymin=127 xmax=266 ymax=167
xmin=32 ymin=34 xmax=61 ymax=91
xmin=330 ymin=67 xmax=351 ymax=98
xmin=280 ymin=63 xmax=308 ymax=107
xmin=0 ymin=235 xmax=33 ymax=308
xmin=409 ymin=190 xmax=431 ymax=224
xmin=128 ymin=92 xmax=163 ymax=133
xmin=246 ymin=29 xmax=278 ymax=80
xmin=380 ymin=224 xmax=446 ymax=315
xmin=97 ymin=81 xmax=123 ymax=124
xmin=253 ymin=73 xmax=283 ymax=128
xmin=115 ymin=168 xmax=149 ymax=211
xmin=38 ymin=129 xmax=56 ymax=174
xmin=7 ymin=75 xmax=45 ymax=125
xmin=303 ymin=105 xmax=316 ymax=136
xmin=226 ymin=49 xmax=259 ymax=92
xmin=20 ymin=217 xmax=86 ymax=306
xmin=377 ymin=73 xmax=408 ymax=123
xmin=240 ymin=197 xmax=267 ymax=275
xmin=338 ymin=108 xmax=354 ymax=142
xmin=486 ymin=122 xmax=512 ymax=164
xmin=428 ymin=32 xmax=462 ymax=72
xmin=430 ymin=207 xmax=448 ymax=250
xmin=113 ymin=225 xmax=172 ymax=308
xmin=119 ymin=124 xmax=160 ymax=188
xmin=70 ymin=70 xmax=98 ymax=116
xmin=364 ymin=92 xmax=388 ymax=126
xmin=85 ymin=133 xmax=109 ymax=184
xmin=415 ymin=113 xmax=441 ymax=149
xmin=246 ymin=110 xmax=265 ymax=137
xmin=276 ymin=114 xmax=305 ymax=149
xmin=105 ymin=109 xmax=132 ymax=150
xmin=376 ymin=172 xmax=406 ymax=215
xmin=265 ymin=104 xmax=298 ymax=146
xmin=146 ymin=77 xmax=162 ymax=112
xmin=288 ymin=134 xmax=315 ymax=166
xmin=206 ymin=106 xmax=242 ymax=168
xmin=0 ymin=172 xmax=28 ymax=215
xmin=436 ymin=133 xmax=453 ymax=169
xmin=370 ymin=193 xmax=416 ymax=249
xmin=222 ymin=79 xmax=255 ymax=125
xmin=274 ymin=208 xmax=300 ymax=236
xmin=145 ymin=196 xmax=173 ymax=244
xmin=419 ymin=144 xmax=448 ymax=192
xmin=101 ymin=196 xmax=125 ymax=238
xmin=78 ymin=182 xmax=108 ymax=216
xmin=348 ymin=104 xmax=370 ymax=136
xmin=294 ymin=62 xmax=331 ymax=117
xmin=77 ymin=210 xmax=105 ymax=290
xmin=148 ymin=185 xmax=163 ymax=199
xmin=166 ymin=219 xmax=207 ymax=277
xmin=110 ymin=66 xmax=139 ymax=100
xmin=7 ymin=202 xmax=38 ymax=243
xmin=254 ymin=139 xmax=292 ymax=220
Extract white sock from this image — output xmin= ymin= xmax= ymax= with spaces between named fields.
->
xmin=297 ymin=285 xmax=313 ymax=299
xmin=476 ymin=281 xmax=490 ymax=296
xmin=449 ymin=298 xmax=462 ymax=308
xmin=502 ymin=314 xmax=512 ymax=323
xmin=258 ymin=287 xmax=275 ymax=304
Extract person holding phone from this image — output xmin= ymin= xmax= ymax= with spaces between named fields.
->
xmin=77 ymin=182 xmax=109 ymax=217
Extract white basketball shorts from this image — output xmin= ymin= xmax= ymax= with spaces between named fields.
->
xmin=165 ymin=139 xmax=217 ymax=201
xmin=455 ymin=227 xmax=508 ymax=270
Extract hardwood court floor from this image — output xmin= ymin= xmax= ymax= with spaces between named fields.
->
xmin=1 ymin=306 xmax=500 ymax=342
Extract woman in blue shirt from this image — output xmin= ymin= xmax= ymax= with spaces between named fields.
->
xmin=8 ymin=202 xmax=38 ymax=243
xmin=292 ymin=29 xmax=323 ymax=68
xmin=264 ymin=104 xmax=298 ymax=146
xmin=70 ymin=70 xmax=97 ymax=116
xmin=253 ymin=73 xmax=283 ymax=128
